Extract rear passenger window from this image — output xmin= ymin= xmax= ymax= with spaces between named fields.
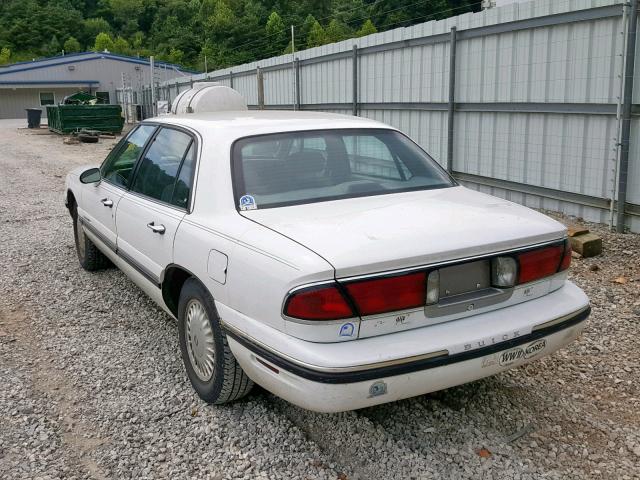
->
xmin=130 ymin=128 xmax=193 ymax=207
xmin=171 ymin=143 xmax=196 ymax=208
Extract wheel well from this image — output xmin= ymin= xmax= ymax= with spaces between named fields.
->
xmin=162 ymin=266 xmax=193 ymax=317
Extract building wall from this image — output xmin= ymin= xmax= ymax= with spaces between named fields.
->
xmin=0 ymin=87 xmax=80 ymax=120
xmin=0 ymin=56 xmax=187 ymax=119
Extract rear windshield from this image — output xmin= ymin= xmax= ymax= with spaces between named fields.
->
xmin=232 ymin=129 xmax=455 ymax=210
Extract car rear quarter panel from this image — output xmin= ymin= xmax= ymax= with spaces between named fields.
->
xmin=173 ymin=212 xmax=335 ymax=333
xmin=175 ymin=133 xmax=335 ymax=334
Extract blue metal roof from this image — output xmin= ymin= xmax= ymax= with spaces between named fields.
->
xmin=0 ymin=51 xmax=198 ymax=75
xmin=0 ymin=80 xmax=100 ymax=85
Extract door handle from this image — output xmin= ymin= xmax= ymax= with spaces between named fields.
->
xmin=101 ymin=198 xmax=113 ymax=208
xmin=147 ymin=222 xmax=166 ymax=234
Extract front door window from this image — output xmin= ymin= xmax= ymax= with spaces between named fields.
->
xmin=101 ymin=125 xmax=156 ymax=188
xmin=129 ymin=127 xmax=194 ymax=208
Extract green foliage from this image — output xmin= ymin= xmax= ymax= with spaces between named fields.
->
xmin=94 ymin=32 xmax=114 ymax=52
xmin=108 ymin=0 xmax=144 ymax=26
xmin=0 ymin=0 xmax=480 ymax=69
xmin=113 ymin=36 xmax=131 ymax=55
xmin=168 ymin=48 xmax=185 ymax=64
xmin=132 ymin=31 xmax=145 ymax=50
xmin=83 ymin=18 xmax=111 ymax=46
xmin=265 ymin=11 xmax=287 ymax=54
xmin=63 ymin=36 xmax=82 ymax=53
xmin=356 ymin=19 xmax=377 ymax=37
xmin=325 ymin=19 xmax=350 ymax=43
xmin=306 ymin=20 xmax=326 ymax=49
xmin=204 ymin=0 xmax=237 ymax=41
xmin=331 ymin=0 xmax=366 ymax=26
xmin=47 ymin=35 xmax=62 ymax=56
xmin=0 ymin=47 xmax=11 ymax=65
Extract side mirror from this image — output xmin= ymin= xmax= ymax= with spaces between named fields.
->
xmin=79 ymin=167 xmax=101 ymax=184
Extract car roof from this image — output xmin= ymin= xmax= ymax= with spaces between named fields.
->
xmin=145 ymin=110 xmax=393 ymax=140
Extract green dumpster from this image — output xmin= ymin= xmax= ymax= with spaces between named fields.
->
xmin=46 ymin=104 xmax=124 ymax=134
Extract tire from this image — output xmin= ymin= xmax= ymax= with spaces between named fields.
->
xmin=71 ymin=204 xmax=111 ymax=271
xmin=178 ymin=278 xmax=253 ymax=404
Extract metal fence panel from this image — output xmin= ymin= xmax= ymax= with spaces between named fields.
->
xmin=119 ymin=0 xmax=639 ymax=231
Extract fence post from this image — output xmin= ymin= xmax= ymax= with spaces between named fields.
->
xmin=447 ymin=26 xmax=457 ymax=174
xmin=294 ymin=58 xmax=301 ymax=111
xmin=616 ymin=0 xmax=638 ymax=232
xmin=352 ymin=45 xmax=358 ymax=116
xmin=257 ymin=67 xmax=265 ymax=110
xmin=229 ymin=70 xmax=234 ymax=89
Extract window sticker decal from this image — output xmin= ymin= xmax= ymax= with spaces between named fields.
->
xmin=239 ymin=194 xmax=257 ymax=211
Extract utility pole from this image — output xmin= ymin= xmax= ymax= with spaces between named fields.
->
xmin=616 ymin=0 xmax=638 ymax=232
xmin=291 ymin=25 xmax=296 ymax=111
xmin=121 ymin=72 xmax=128 ymax=124
xmin=204 ymin=54 xmax=208 ymax=74
xmin=150 ymin=55 xmax=156 ymax=117
xmin=446 ymin=27 xmax=457 ymax=173
xmin=257 ymin=67 xmax=265 ymax=110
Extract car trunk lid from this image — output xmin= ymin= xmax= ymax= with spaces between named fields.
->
xmin=241 ymin=186 xmax=566 ymax=278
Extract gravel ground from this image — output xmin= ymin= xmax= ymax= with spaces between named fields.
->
xmin=0 ymin=119 xmax=639 ymax=480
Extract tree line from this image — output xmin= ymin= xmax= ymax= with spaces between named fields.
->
xmin=0 ymin=0 xmax=479 ymax=71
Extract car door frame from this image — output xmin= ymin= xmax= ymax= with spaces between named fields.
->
xmin=113 ymin=122 xmax=202 ymax=286
xmin=126 ymin=123 xmax=202 ymax=214
xmin=79 ymin=124 xmax=158 ymax=253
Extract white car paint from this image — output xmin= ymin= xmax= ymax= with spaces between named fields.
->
xmin=243 ymin=186 xmax=566 ymax=278
xmin=65 ymin=111 xmax=589 ymax=412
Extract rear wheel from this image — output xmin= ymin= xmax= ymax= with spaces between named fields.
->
xmin=178 ymin=278 xmax=253 ymax=404
xmin=71 ymin=204 xmax=111 ymax=271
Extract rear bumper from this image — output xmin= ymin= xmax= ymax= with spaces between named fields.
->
xmin=222 ymin=281 xmax=589 ymax=412
xmin=227 ymin=305 xmax=588 ymax=385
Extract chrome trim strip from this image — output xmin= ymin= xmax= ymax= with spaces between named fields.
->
xmin=117 ymin=248 xmax=161 ymax=287
xmin=532 ymin=305 xmax=590 ymax=332
xmin=81 ymin=216 xmax=161 ymax=287
xmin=80 ymin=218 xmax=117 ymax=252
xmin=222 ymin=320 xmax=449 ymax=373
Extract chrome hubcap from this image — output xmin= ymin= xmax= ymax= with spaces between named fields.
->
xmin=185 ymin=299 xmax=215 ymax=381
xmin=76 ymin=215 xmax=85 ymax=259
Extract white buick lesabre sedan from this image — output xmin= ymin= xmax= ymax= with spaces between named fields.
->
xmin=65 ymin=111 xmax=590 ymax=412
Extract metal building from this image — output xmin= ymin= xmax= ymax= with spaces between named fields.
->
xmin=0 ymin=51 xmax=195 ymax=120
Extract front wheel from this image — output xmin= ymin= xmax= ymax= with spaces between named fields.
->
xmin=178 ymin=278 xmax=253 ymax=404
xmin=71 ymin=204 xmax=111 ymax=271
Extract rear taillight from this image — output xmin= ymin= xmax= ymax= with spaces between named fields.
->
xmin=517 ymin=244 xmax=564 ymax=284
xmin=559 ymin=239 xmax=572 ymax=272
xmin=344 ymin=272 xmax=426 ymax=316
xmin=285 ymin=240 xmax=571 ymax=320
xmin=284 ymin=284 xmax=354 ymax=320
